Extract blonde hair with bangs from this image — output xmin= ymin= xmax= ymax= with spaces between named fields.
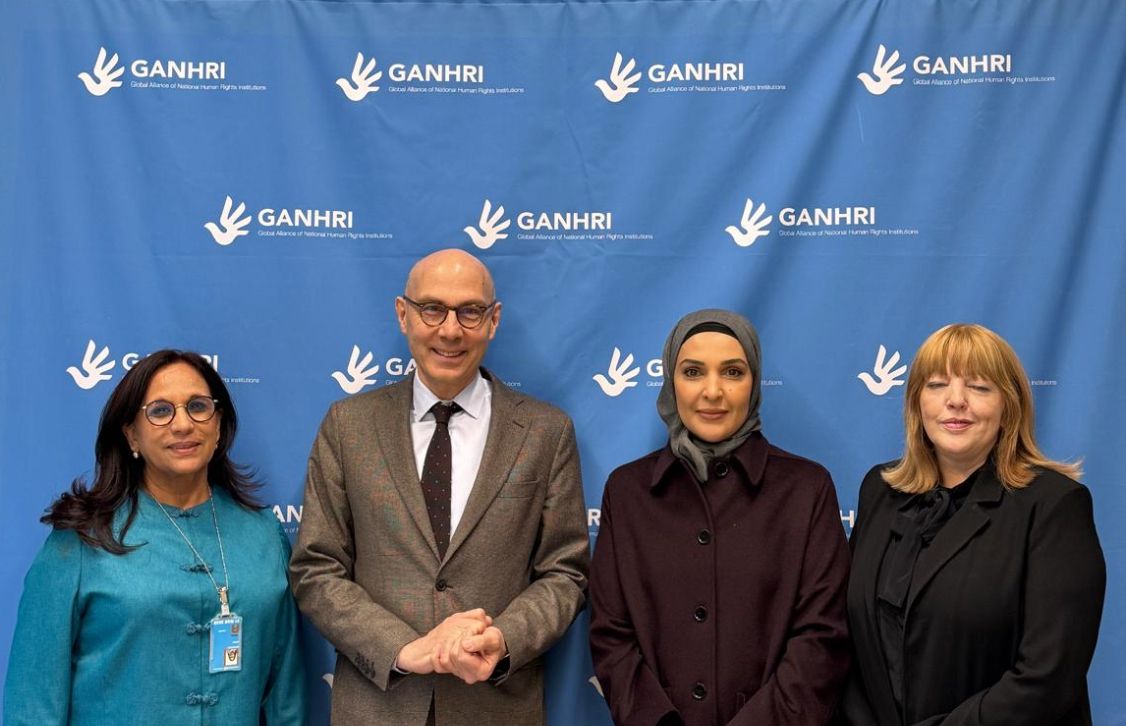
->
xmin=882 ymin=323 xmax=1081 ymax=493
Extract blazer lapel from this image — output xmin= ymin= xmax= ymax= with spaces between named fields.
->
xmin=374 ymin=377 xmax=439 ymax=560
xmin=857 ymin=494 xmax=900 ymax=609
xmin=445 ymin=375 xmax=528 ymax=562
xmin=905 ymin=471 xmax=1004 ymax=614
xmin=855 ymin=487 xmax=908 ymax=726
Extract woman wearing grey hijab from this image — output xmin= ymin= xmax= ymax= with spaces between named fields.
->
xmin=589 ymin=309 xmax=850 ymax=726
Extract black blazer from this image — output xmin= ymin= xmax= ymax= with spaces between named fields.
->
xmin=841 ymin=462 xmax=1105 ymax=726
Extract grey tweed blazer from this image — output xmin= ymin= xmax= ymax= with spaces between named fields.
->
xmin=290 ymin=370 xmax=589 ymax=726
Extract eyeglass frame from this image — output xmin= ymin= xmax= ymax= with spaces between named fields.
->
xmin=138 ymin=396 xmax=220 ymax=426
xmin=400 ymin=295 xmax=499 ymax=329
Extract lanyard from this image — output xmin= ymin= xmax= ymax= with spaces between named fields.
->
xmin=153 ymin=488 xmax=233 ymax=617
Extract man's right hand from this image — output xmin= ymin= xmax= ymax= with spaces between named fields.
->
xmin=394 ymin=609 xmax=492 ymax=674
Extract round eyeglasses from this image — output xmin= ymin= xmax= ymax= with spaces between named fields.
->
xmin=139 ymin=396 xmax=219 ymax=426
xmin=401 ymin=296 xmax=497 ymax=329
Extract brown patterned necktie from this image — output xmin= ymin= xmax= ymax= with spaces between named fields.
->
xmin=421 ymin=401 xmax=461 ymax=558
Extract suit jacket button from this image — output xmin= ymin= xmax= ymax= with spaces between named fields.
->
xmin=692 ymin=682 xmax=707 ymax=701
xmin=693 ymin=605 xmax=708 ymax=622
xmin=696 ymin=529 xmax=711 ymax=545
xmin=714 ymin=461 xmax=729 ymax=477
xmin=435 ymin=578 xmax=448 ymax=592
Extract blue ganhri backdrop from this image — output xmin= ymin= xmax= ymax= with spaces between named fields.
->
xmin=2 ymin=0 xmax=1125 ymax=723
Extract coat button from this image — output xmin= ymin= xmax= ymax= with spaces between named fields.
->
xmin=692 ymin=682 xmax=707 ymax=701
xmin=714 ymin=461 xmax=729 ymax=477
xmin=693 ymin=606 xmax=708 ymax=622
xmin=697 ymin=529 xmax=711 ymax=545
xmin=435 ymin=578 xmax=448 ymax=591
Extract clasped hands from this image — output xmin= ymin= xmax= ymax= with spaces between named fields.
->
xmin=395 ymin=608 xmax=506 ymax=684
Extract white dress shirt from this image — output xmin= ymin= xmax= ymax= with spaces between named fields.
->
xmin=410 ymin=371 xmax=492 ymax=540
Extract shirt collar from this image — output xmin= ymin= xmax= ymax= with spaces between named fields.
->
xmin=411 ymin=370 xmax=490 ymax=423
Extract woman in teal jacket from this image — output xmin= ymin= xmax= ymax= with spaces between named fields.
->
xmin=4 ymin=349 xmax=306 ymax=725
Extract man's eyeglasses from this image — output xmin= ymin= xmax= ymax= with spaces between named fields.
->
xmin=139 ymin=396 xmax=219 ymax=426
xmin=402 ymin=296 xmax=497 ymax=329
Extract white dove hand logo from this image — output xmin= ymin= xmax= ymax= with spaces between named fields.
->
xmin=857 ymin=44 xmax=907 ymax=96
xmin=858 ymin=345 xmax=908 ymax=395
xmin=592 ymin=347 xmax=641 ymax=397
xmin=588 ymin=676 xmax=604 ymax=697
xmin=331 ymin=345 xmax=380 ymax=394
xmin=78 ymin=47 xmax=125 ymax=97
xmin=337 ymin=52 xmax=382 ymax=101
xmin=463 ymin=200 xmax=511 ymax=250
xmin=725 ymin=198 xmax=774 ymax=247
xmin=595 ymin=53 xmax=642 ymax=103
xmin=322 ymin=674 xmax=334 ymax=688
xmin=204 ymin=196 xmax=252 ymax=246
xmin=66 ymin=339 xmax=116 ymax=389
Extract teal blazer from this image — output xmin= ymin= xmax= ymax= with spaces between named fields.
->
xmin=4 ymin=487 xmax=307 ymax=725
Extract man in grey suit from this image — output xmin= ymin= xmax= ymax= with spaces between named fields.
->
xmin=290 ymin=249 xmax=590 ymax=725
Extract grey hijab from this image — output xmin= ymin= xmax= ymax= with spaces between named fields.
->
xmin=656 ymin=309 xmax=763 ymax=483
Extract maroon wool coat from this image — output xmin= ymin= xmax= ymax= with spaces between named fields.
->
xmin=589 ymin=432 xmax=850 ymax=726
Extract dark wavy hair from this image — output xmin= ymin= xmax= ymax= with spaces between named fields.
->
xmin=43 ymin=349 xmax=262 ymax=553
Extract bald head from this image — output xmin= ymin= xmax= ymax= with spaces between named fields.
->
xmin=397 ymin=248 xmax=501 ymax=400
xmin=405 ymin=249 xmax=495 ymax=302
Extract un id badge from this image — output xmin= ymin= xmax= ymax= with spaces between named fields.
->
xmin=209 ymin=614 xmax=243 ymax=673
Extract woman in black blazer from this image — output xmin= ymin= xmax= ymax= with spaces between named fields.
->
xmin=842 ymin=323 xmax=1105 ymax=726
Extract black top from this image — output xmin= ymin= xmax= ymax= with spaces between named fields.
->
xmin=875 ymin=467 xmax=980 ymax=717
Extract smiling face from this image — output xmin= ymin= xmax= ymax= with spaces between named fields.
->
xmin=919 ymin=371 xmax=1003 ymax=485
xmin=673 ymin=332 xmax=753 ymax=443
xmin=122 ymin=362 xmax=221 ymax=495
xmin=396 ymin=250 xmax=500 ymax=400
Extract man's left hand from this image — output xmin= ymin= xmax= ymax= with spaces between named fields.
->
xmin=447 ymin=626 xmax=507 ymax=685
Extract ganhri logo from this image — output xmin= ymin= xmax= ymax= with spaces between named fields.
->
xmin=859 ymin=44 xmax=1015 ymax=96
xmin=857 ymin=345 xmax=907 ymax=395
xmin=78 ymin=47 xmax=227 ymax=97
xmin=725 ymin=198 xmax=774 ymax=247
xmin=336 ymin=51 xmax=488 ymax=101
xmin=593 ymin=348 xmax=665 ymax=397
xmin=464 ymin=200 xmax=511 ymax=250
xmin=66 ymin=341 xmax=220 ymax=389
xmin=204 ymin=196 xmax=357 ymax=246
xmin=857 ymin=45 xmax=907 ymax=96
xmin=332 ymin=345 xmax=380 ymax=394
xmin=464 ymin=199 xmax=616 ymax=249
xmin=592 ymin=348 xmax=640 ymax=397
xmin=66 ymin=339 xmax=116 ymax=389
xmin=726 ymin=197 xmax=880 ymax=247
xmin=337 ymin=53 xmax=382 ymax=101
xmin=205 ymin=196 xmax=252 ymax=246
xmin=78 ymin=47 xmax=124 ymax=97
xmin=596 ymin=51 xmax=746 ymax=103
xmin=331 ymin=345 xmax=417 ymax=394
xmin=595 ymin=53 xmax=642 ymax=103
